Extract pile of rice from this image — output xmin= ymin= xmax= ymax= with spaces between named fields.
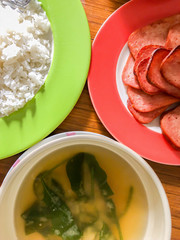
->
xmin=0 ymin=0 xmax=52 ymax=117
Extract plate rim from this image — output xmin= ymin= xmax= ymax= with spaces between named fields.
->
xmin=0 ymin=0 xmax=91 ymax=159
xmin=88 ymin=0 xmax=180 ymax=165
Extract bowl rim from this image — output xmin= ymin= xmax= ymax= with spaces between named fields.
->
xmin=0 ymin=131 xmax=172 ymax=239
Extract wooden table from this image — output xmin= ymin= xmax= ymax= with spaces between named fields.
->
xmin=0 ymin=0 xmax=180 ymax=239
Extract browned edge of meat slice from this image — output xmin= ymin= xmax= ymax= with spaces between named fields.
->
xmin=147 ymin=48 xmax=180 ymax=98
xmin=160 ymin=104 xmax=180 ymax=149
xmin=127 ymin=98 xmax=167 ymax=124
xmin=134 ymin=45 xmax=161 ymax=76
xmin=165 ymin=23 xmax=180 ymax=49
xmin=128 ymin=14 xmax=180 ymax=59
xmin=137 ymin=57 xmax=161 ymax=95
xmin=122 ymin=54 xmax=140 ymax=89
xmin=160 ymin=45 xmax=180 ymax=89
xmin=127 ymin=86 xmax=179 ymax=112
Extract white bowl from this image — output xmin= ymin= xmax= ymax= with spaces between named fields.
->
xmin=0 ymin=131 xmax=171 ymax=240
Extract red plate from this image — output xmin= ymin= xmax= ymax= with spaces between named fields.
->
xmin=88 ymin=0 xmax=180 ymax=165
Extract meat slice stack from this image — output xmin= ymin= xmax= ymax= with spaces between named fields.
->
xmin=161 ymin=45 xmax=180 ymax=89
xmin=128 ymin=14 xmax=180 ymax=59
xmin=121 ymin=14 xmax=180 ymax=149
xmin=147 ymin=48 xmax=180 ymax=98
xmin=161 ymin=105 xmax=180 ymax=149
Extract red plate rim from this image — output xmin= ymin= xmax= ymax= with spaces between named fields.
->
xmin=88 ymin=0 xmax=180 ymax=165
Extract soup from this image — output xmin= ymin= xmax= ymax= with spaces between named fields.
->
xmin=15 ymin=145 xmax=148 ymax=240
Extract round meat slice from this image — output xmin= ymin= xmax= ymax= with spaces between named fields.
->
xmin=147 ymin=48 xmax=180 ymax=98
xmin=137 ymin=58 xmax=161 ymax=95
xmin=128 ymin=14 xmax=180 ymax=59
xmin=165 ymin=23 xmax=180 ymax=49
xmin=127 ymin=86 xmax=179 ymax=112
xmin=134 ymin=45 xmax=161 ymax=76
xmin=161 ymin=104 xmax=180 ymax=149
xmin=160 ymin=45 xmax=180 ymax=89
xmin=127 ymin=99 xmax=167 ymax=124
xmin=122 ymin=54 xmax=140 ymax=89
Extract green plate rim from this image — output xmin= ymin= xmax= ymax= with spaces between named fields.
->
xmin=0 ymin=0 xmax=91 ymax=159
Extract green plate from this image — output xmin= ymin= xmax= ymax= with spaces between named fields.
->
xmin=0 ymin=0 xmax=91 ymax=159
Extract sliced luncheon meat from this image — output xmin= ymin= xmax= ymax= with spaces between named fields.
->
xmin=127 ymin=86 xmax=179 ymax=112
xmin=165 ymin=23 xmax=180 ymax=49
xmin=127 ymin=99 xmax=167 ymax=124
xmin=147 ymin=48 xmax=180 ymax=98
xmin=137 ymin=58 xmax=161 ymax=95
xmin=161 ymin=105 xmax=180 ymax=149
xmin=134 ymin=45 xmax=161 ymax=76
xmin=122 ymin=54 xmax=140 ymax=89
xmin=160 ymin=45 xmax=180 ymax=89
xmin=128 ymin=14 xmax=180 ymax=58
xmin=123 ymin=13 xmax=180 ymax=149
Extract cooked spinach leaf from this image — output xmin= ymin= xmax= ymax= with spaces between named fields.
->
xmin=84 ymin=153 xmax=114 ymax=198
xmin=41 ymin=178 xmax=82 ymax=239
xmin=21 ymin=202 xmax=52 ymax=236
xmin=66 ymin=153 xmax=86 ymax=198
xmin=66 ymin=152 xmax=113 ymax=199
xmin=50 ymin=178 xmax=65 ymax=199
xmin=34 ymin=171 xmax=65 ymax=200
xmin=22 ymin=175 xmax=81 ymax=240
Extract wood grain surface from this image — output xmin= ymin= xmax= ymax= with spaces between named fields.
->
xmin=0 ymin=0 xmax=180 ymax=239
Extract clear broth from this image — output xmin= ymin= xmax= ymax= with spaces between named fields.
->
xmin=15 ymin=144 xmax=148 ymax=240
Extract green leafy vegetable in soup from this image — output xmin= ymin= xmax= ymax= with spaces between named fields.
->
xmin=21 ymin=152 xmax=133 ymax=240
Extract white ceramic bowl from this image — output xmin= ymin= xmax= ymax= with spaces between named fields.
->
xmin=0 ymin=131 xmax=171 ymax=240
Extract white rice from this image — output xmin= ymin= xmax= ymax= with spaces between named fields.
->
xmin=0 ymin=0 xmax=52 ymax=117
